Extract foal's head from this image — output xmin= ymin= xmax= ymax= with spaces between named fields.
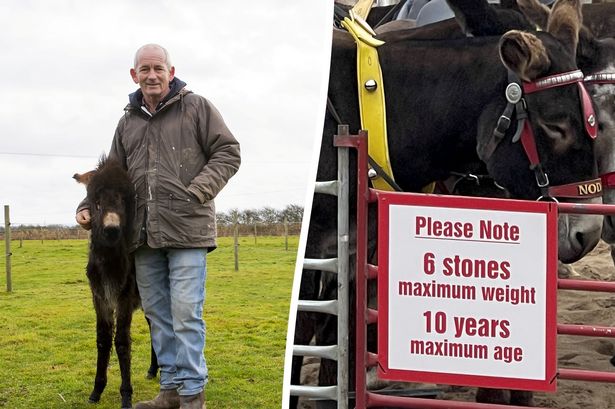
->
xmin=74 ymin=157 xmax=135 ymax=247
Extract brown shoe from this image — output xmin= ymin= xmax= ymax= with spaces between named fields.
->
xmin=179 ymin=391 xmax=205 ymax=409
xmin=135 ymin=388 xmax=180 ymax=409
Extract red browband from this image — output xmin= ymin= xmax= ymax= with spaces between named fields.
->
xmin=584 ymin=73 xmax=615 ymax=84
xmin=523 ymin=69 xmax=584 ymax=93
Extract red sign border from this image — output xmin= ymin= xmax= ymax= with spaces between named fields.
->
xmin=377 ymin=192 xmax=558 ymax=392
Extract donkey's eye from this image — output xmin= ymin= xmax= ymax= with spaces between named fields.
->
xmin=539 ymin=121 xmax=569 ymax=141
xmin=545 ymin=125 xmax=563 ymax=138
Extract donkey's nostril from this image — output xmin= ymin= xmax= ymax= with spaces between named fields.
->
xmin=575 ymin=231 xmax=585 ymax=250
xmin=103 ymin=226 xmax=121 ymax=242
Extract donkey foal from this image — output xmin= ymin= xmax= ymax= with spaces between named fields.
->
xmin=74 ymin=156 xmax=146 ymax=409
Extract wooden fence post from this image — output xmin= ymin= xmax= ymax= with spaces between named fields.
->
xmin=4 ymin=205 xmax=12 ymax=292
xmin=254 ymin=223 xmax=257 ymax=245
xmin=284 ymin=216 xmax=289 ymax=251
xmin=233 ymin=214 xmax=239 ymax=272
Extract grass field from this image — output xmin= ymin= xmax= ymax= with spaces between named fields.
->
xmin=0 ymin=235 xmax=297 ymax=408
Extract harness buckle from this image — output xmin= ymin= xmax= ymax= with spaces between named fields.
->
xmin=495 ymin=115 xmax=511 ymax=136
xmin=533 ymin=165 xmax=550 ymax=188
xmin=466 ymin=173 xmax=480 ymax=185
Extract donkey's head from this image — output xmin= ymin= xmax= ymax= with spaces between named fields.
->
xmin=74 ymin=156 xmax=134 ymax=247
xmin=488 ymin=0 xmax=593 ymax=194
xmin=518 ymin=0 xmax=615 ymax=248
xmin=477 ymin=0 xmax=603 ymax=262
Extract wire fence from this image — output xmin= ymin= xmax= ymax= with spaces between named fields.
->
xmin=0 ymin=222 xmax=302 ymax=242
xmin=2 ymin=204 xmax=303 ymax=291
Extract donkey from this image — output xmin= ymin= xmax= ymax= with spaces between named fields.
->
xmin=361 ymin=0 xmax=615 ymax=38
xmin=392 ymin=0 xmax=615 ymax=404
xmin=74 ymin=156 xmax=157 ymax=408
xmin=515 ymin=0 xmax=615 ymax=373
xmin=293 ymin=0 xmax=602 ymax=406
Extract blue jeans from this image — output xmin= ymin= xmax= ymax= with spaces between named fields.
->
xmin=135 ymin=245 xmax=208 ymax=396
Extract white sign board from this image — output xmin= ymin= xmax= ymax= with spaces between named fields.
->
xmin=377 ymin=193 xmax=557 ymax=391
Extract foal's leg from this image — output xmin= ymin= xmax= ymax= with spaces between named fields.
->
xmin=115 ymin=300 xmax=134 ymax=409
xmin=145 ymin=316 xmax=159 ymax=379
xmin=89 ymin=302 xmax=114 ymax=404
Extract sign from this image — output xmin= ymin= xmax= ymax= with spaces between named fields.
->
xmin=377 ymin=193 xmax=558 ymax=391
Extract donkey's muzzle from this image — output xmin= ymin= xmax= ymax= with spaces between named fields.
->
xmin=102 ymin=212 xmax=122 ymax=243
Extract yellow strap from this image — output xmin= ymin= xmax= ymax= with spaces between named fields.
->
xmin=422 ymin=182 xmax=435 ymax=193
xmin=342 ymin=16 xmax=396 ymax=191
xmin=341 ymin=13 xmax=435 ymax=194
xmin=351 ymin=0 xmax=375 ymax=21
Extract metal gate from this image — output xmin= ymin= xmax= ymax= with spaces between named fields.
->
xmin=289 ymin=125 xmax=353 ymax=408
xmin=344 ymin=130 xmax=615 ymax=409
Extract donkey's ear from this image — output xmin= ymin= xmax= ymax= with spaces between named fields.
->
xmin=73 ymin=170 xmax=96 ymax=186
xmin=576 ymin=26 xmax=599 ymax=69
xmin=517 ymin=0 xmax=550 ymax=30
xmin=546 ymin=0 xmax=582 ymax=57
xmin=499 ymin=30 xmax=550 ymax=82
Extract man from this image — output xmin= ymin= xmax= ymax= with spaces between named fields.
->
xmin=76 ymin=43 xmax=240 ymax=409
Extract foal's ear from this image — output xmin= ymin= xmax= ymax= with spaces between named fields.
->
xmin=73 ymin=170 xmax=96 ymax=186
xmin=499 ymin=30 xmax=550 ymax=82
xmin=517 ymin=0 xmax=550 ymax=30
xmin=546 ymin=0 xmax=582 ymax=57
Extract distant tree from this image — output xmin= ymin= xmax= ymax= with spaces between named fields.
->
xmin=281 ymin=204 xmax=303 ymax=223
xmin=240 ymin=208 xmax=261 ymax=225
xmin=216 ymin=212 xmax=233 ymax=226
xmin=259 ymin=206 xmax=280 ymax=224
xmin=214 ymin=205 xmax=303 ymax=226
xmin=47 ymin=224 xmax=66 ymax=230
xmin=227 ymin=208 xmax=241 ymax=224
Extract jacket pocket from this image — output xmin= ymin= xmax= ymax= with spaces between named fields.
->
xmin=168 ymin=193 xmax=200 ymax=215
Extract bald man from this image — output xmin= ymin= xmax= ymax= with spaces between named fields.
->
xmin=76 ymin=44 xmax=240 ymax=409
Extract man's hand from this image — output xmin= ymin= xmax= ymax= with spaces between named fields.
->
xmin=76 ymin=209 xmax=92 ymax=230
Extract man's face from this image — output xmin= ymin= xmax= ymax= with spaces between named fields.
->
xmin=130 ymin=47 xmax=175 ymax=102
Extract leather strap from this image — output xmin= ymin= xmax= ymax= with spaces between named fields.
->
xmin=577 ymin=82 xmax=598 ymax=139
xmin=342 ymin=14 xmax=396 ymax=191
xmin=351 ymin=0 xmax=375 ymax=21
xmin=602 ymin=172 xmax=615 ymax=189
xmin=547 ymin=178 xmax=603 ymax=198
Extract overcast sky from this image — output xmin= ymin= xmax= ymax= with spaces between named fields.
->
xmin=0 ymin=1 xmax=332 ymax=226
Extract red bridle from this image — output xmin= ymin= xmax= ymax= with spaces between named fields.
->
xmin=524 ymin=70 xmax=598 ymax=139
xmin=518 ymin=69 xmax=600 ymax=199
xmin=482 ymin=70 xmax=604 ymax=200
xmin=584 ymin=73 xmax=615 ymax=190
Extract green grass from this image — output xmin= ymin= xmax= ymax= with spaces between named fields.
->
xmin=0 ymin=236 xmax=297 ymax=408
